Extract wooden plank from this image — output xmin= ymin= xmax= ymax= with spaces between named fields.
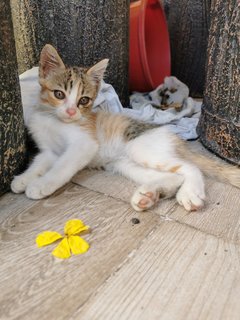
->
xmin=0 ymin=183 xmax=161 ymax=320
xmin=152 ymin=142 xmax=240 ymax=243
xmin=72 ymin=169 xmax=176 ymax=214
xmin=72 ymin=169 xmax=137 ymax=203
xmin=0 ymin=192 xmax=37 ymax=224
xmin=76 ymin=221 xmax=240 ymax=320
xmin=167 ymin=179 xmax=240 ymax=243
xmin=73 ymin=169 xmax=240 ymax=243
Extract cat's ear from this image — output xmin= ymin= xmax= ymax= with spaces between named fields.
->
xmin=87 ymin=59 xmax=109 ymax=83
xmin=39 ymin=44 xmax=65 ymax=79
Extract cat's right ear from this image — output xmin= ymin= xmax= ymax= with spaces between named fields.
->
xmin=87 ymin=59 xmax=109 ymax=83
xmin=39 ymin=44 xmax=65 ymax=79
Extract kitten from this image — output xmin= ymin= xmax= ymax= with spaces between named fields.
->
xmin=11 ymin=44 xmax=240 ymax=212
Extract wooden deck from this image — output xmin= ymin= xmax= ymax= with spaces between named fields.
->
xmin=0 ymin=142 xmax=240 ymax=320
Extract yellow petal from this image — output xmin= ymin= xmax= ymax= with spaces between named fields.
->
xmin=52 ymin=238 xmax=71 ymax=259
xmin=64 ymin=219 xmax=89 ymax=236
xmin=68 ymin=235 xmax=90 ymax=255
xmin=36 ymin=231 xmax=63 ymax=247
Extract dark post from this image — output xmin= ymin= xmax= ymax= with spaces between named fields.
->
xmin=10 ymin=0 xmax=38 ymax=74
xmin=0 ymin=1 xmax=26 ymax=195
xmin=11 ymin=0 xmax=130 ymax=106
xmin=162 ymin=0 xmax=210 ymax=97
xmin=197 ymin=0 xmax=240 ymax=164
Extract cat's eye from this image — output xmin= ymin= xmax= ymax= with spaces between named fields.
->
xmin=54 ymin=90 xmax=65 ymax=100
xmin=78 ymin=97 xmax=90 ymax=106
xmin=170 ymin=88 xmax=177 ymax=93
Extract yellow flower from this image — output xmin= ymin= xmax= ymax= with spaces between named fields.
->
xmin=36 ymin=219 xmax=90 ymax=259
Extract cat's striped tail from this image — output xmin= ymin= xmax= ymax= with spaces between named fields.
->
xmin=178 ymin=143 xmax=240 ymax=188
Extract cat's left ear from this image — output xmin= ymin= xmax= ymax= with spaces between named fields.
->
xmin=87 ymin=59 xmax=109 ymax=83
xmin=39 ymin=44 xmax=66 ymax=79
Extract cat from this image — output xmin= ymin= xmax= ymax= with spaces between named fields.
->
xmin=11 ymin=44 xmax=240 ymax=212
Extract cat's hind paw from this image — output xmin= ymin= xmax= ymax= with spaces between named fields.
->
xmin=131 ymin=186 xmax=160 ymax=211
xmin=176 ymin=185 xmax=205 ymax=212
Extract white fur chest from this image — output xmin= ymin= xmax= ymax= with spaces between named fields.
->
xmin=27 ymin=112 xmax=82 ymax=155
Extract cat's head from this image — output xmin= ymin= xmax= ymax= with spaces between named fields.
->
xmin=39 ymin=44 xmax=108 ymax=122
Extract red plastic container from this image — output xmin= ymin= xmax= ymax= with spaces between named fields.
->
xmin=129 ymin=0 xmax=171 ymax=92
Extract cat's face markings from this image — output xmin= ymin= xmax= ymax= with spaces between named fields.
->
xmin=39 ymin=44 xmax=109 ymax=122
xmin=41 ymin=68 xmax=95 ymax=121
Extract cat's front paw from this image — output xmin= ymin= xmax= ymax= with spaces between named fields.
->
xmin=131 ymin=185 xmax=160 ymax=211
xmin=26 ymin=178 xmax=56 ymax=200
xmin=11 ymin=175 xmax=29 ymax=193
xmin=176 ymin=185 xmax=205 ymax=211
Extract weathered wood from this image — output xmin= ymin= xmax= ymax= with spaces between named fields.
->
xmin=197 ymin=0 xmax=240 ymax=164
xmin=10 ymin=0 xmax=38 ymax=74
xmin=0 ymin=161 xmax=240 ymax=319
xmin=11 ymin=0 xmax=129 ymax=106
xmin=77 ymin=222 xmax=240 ymax=320
xmin=72 ymin=169 xmax=176 ymax=214
xmin=0 ymin=1 xmax=26 ymax=196
xmin=0 ymin=183 xmax=160 ymax=319
xmin=151 ymin=141 xmax=240 ymax=244
xmin=162 ymin=0 xmax=210 ymax=97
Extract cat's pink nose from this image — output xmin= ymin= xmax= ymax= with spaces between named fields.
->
xmin=66 ymin=108 xmax=77 ymax=116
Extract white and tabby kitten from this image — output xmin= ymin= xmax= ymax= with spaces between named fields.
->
xmin=11 ymin=44 xmax=240 ymax=212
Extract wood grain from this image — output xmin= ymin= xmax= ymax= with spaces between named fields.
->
xmin=162 ymin=141 xmax=240 ymax=243
xmin=1 ymin=141 xmax=239 ymax=319
xmin=0 ymin=0 xmax=26 ymax=195
xmin=197 ymin=0 xmax=240 ymax=163
xmin=72 ymin=169 xmax=176 ymax=215
xmin=166 ymin=179 xmax=240 ymax=244
xmin=76 ymin=221 xmax=240 ymax=320
xmin=0 ymin=183 xmax=160 ymax=320
xmin=10 ymin=0 xmax=38 ymax=74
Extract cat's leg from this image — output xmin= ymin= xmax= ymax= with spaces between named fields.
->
xmin=26 ymin=142 xmax=98 ymax=199
xmin=11 ymin=150 xmax=57 ymax=193
xmin=126 ymin=131 xmax=205 ymax=211
xmin=128 ymin=156 xmax=205 ymax=211
xmin=130 ymin=175 xmax=183 ymax=211
xmin=110 ymin=159 xmax=184 ymax=211
xmin=127 ymin=154 xmax=205 ymax=211
xmin=175 ymin=163 xmax=205 ymax=211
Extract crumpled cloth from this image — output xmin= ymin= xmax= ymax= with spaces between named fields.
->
xmin=19 ymin=67 xmax=201 ymax=140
